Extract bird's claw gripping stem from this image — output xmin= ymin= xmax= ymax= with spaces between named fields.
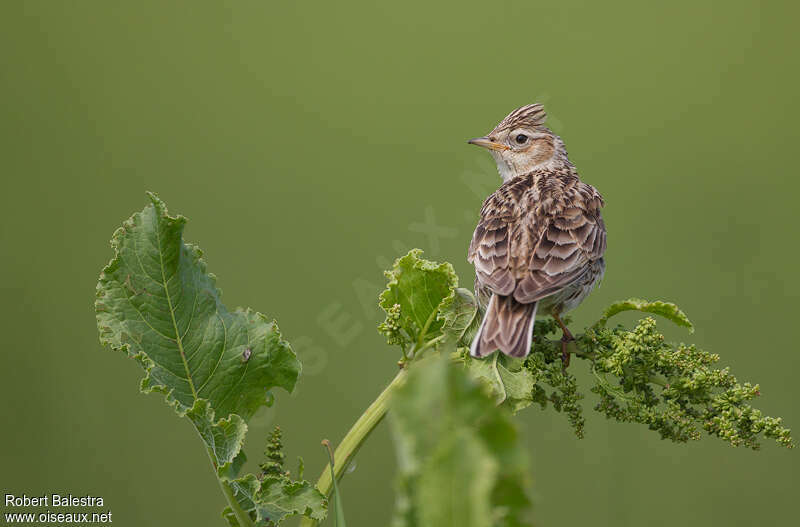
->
xmin=553 ymin=314 xmax=574 ymax=369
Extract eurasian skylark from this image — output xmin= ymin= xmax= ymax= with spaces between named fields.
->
xmin=467 ymin=104 xmax=607 ymax=360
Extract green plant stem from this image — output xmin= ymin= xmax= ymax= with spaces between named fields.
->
xmin=415 ymin=305 xmax=440 ymax=351
xmin=299 ymin=368 xmax=409 ymax=527
xmin=534 ymin=339 xmax=596 ymax=359
xmin=204 ymin=443 xmax=255 ymax=527
xmin=296 ymin=336 xmax=613 ymax=527
xmin=416 ymin=334 xmax=444 ymax=354
xmin=568 ymin=341 xmax=597 ymax=359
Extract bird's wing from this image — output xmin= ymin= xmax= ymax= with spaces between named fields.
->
xmin=469 ymin=182 xmax=606 ymax=303
xmin=513 ymin=202 xmax=606 ymax=303
xmin=468 ymin=194 xmax=518 ymax=296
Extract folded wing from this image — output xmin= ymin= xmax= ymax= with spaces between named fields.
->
xmin=468 ymin=186 xmax=606 ymax=305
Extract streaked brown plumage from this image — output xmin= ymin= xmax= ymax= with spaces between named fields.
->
xmin=467 ymin=104 xmax=606 ymax=359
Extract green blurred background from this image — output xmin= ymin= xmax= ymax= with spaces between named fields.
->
xmin=1 ymin=1 xmax=798 ymax=525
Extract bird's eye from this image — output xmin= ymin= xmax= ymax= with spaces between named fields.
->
xmin=515 ymin=134 xmax=528 ymax=144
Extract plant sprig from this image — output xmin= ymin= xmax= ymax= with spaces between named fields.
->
xmin=381 ymin=250 xmax=793 ymax=450
xmin=585 ymin=317 xmax=793 ymax=449
xmin=97 ymin=199 xmax=793 ymax=527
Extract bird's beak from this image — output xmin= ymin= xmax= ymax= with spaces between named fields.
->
xmin=467 ymin=136 xmax=510 ymax=151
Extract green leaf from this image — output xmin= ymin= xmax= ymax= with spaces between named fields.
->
xmin=187 ymin=399 xmax=247 ymax=475
xmin=390 ymin=356 xmax=533 ymax=527
xmin=595 ymin=298 xmax=694 ymax=332
xmin=417 ymin=430 xmax=497 ymax=527
xmin=221 ymin=506 xmax=240 ymax=527
xmin=218 ymin=430 xmax=327 ymax=525
xmin=255 ymin=477 xmax=327 ymax=524
xmin=439 ymin=287 xmax=482 ymax=349
xmin=95 ymin=194 xmax=319 ymax=525
xmin=95 ymin=193 xmax=301 ymax=421
xmin=461 ymin=354 xmax=536 ymax=413
xmin=224 ymin=473 xmax=327 ymax=525
xmin=227 ymin=474 xmax=261 ymax=517
xmin=378 ymin=249 xmax=458 ymax=348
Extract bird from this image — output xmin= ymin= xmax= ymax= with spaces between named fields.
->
xmin=466 ymin=103 xmax=606 ymax=361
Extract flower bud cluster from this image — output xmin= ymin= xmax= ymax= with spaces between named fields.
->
xmin=378 ymin=303 xmax=409 ymax=349
xmin=526 ymin=318 xmax=585 ymax=437
xmin=584 ymin=317 xmax=793 ymax=449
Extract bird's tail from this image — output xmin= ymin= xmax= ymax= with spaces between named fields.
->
xmin=470 ymin=294 xmax=537 ymax=358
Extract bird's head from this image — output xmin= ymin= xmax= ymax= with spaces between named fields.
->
xmin=468 ymin=103 xmax=565 ymax=181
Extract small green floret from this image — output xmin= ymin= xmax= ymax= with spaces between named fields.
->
xmin=527 ymin=349 xmax=586 ymax=438
xmin=378 ymin=303 xmax=409 ymax=350
xmin=517 ymin=319 xmax=585 ymax=437
xmin=586 ymin=317 xmax=793 ymax=449
xmin=260 ymin=426 xmax=288 ymax=478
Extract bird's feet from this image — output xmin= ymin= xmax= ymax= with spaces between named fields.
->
xmin=553 ymin=314 xmax=574 ymax=370
xmin=560 ymin=333 xmax=573 ymax=369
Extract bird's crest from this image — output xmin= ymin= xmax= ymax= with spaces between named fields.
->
xmin=493 ymin=103 xmax=547 ymax=132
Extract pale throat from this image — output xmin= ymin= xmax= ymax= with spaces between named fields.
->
xmin=491 ymin=152 xmax=517 ymax=182
xmin=491 ymin=151 xmax=558 ymax=182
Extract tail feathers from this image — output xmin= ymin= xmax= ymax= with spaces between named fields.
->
xmin=470 ymin=294 xmax=537 ymax=358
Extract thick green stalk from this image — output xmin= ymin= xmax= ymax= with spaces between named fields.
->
xmin=298 ymin=338 xmax=595 ymax=527
xmin=299 ymin=368 xmax=408 ymax=527
xmin=204 ymin=443 xmax=255 ymax=527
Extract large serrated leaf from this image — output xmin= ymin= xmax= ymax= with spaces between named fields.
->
xmin=379 ymin=249 xmax=458 ymax=344
xmin=390 ymin=356 xmax=533 ymax=527
xmin=95 ymin=193 xmax=300 ymax=421
xmin=256 ymin=476 xmax=327 ymax=524
xmin=95 ymin=194 xmax=321 ymax=526
xmin=224 ymin=473 xmax=327 ymax=525
xmin=596 ymin=298 xmax=694 ymax=332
